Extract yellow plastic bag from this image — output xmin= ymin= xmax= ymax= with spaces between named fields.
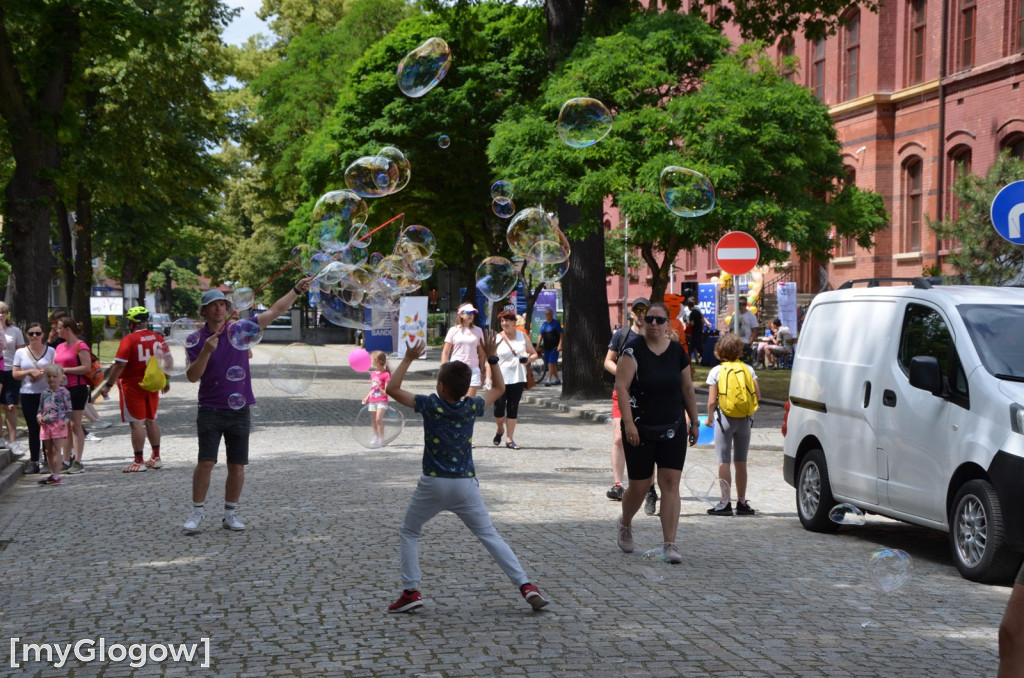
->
xmin=139 ymin=355 xmax=167 ymax=392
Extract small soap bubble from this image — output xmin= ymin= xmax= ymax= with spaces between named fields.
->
xmin=490 ymin=180 xmax=514 ymax=200
xmin=640 ymin=566 xmax=666 ymax=582
xmin=249 ymin=403 xmax=261 ymax=419
xmin=397 ymin=37 xmax=452 ymax=98
xmin=829 ymin=503 xmax=867 ymax=526
xmin=155 ymin=339 xmax=188 ymax=377
xmin=227 ymin=318 xmax=263 ymax=351
xmin=475 ymin=256 xmax=518 ymax=303
xmin=869 ymin=548 xmax=913 ymax=593
xmin=228 ymin=393 xmax=247 ymax=410
xmin=351 ymin=404 xmax=406 ymax=448
xmin=492 ymin=197 xmax=515 ymax=219
xmin=184 ymin=331 xmax=201 ymax=349
xmin=641 ymin=548 xmax=667 ymax=562
xmin=660 ymin=166 xmax=716 ymax=218
xmin=230 ymin=286 xmax=255 ymax=311
xmin=556 ymin=97 xmax=613 ymax=148
xmin=226 ymin=365 xmax=246 ymax=382
xmin=438 ymin=134 xmax=450 ymax=149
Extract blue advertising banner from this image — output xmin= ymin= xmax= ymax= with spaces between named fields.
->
xmin=698 ymin=283 xmax=718 ymax=331
xmin=363 ymin=308 xmax=396 ymax=353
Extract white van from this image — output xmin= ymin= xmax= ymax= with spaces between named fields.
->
xmin=782 ymin=278 xmax=1024 ymax=582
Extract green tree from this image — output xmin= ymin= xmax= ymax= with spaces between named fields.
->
xmin=929 ymin=151 xmax=1024 ymax=286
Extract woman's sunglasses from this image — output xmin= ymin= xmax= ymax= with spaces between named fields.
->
xmin=27 ymin=331 xmax=43 ymax=336
xmin=644 ymin=316 xmax=668 ymax=325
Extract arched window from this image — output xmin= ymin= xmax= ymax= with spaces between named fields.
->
xmin=942 ymin=147 xmax=971 ymax=252
xmin=842 ymin=12 xmax=861 ymax=100
xmin=903 ymin=158 xmax=924 ymax=252
xmin=907 ymin=0 xmax=927 ymax=84
xmin=1004 ymin=133 xmax=1024 ymax=160
xmin=956 ymin=0 xmax=976 ymax=70
xmin=811 ymin=39 xmax=826 ymax=100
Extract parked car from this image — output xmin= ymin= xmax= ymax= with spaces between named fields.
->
xmin=782 ymin=277 xmax=1024 ymax=582
xmin=150 ymin=313 xmax=171 ymax=336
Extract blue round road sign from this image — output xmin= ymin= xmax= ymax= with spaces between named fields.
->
xmin=990 ymin=180 xmax=1024 ymax=245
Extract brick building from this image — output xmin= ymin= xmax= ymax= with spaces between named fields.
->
xmin=605 ymin=0 xmax=1024 ymax=325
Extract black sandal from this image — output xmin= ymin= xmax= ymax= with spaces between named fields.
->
xmin=506 ymin=441 xmax=520 ymax=450
xmin=493 ymin=432 xmax=503 ymax=446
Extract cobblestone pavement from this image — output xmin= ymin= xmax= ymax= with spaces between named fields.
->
xmin=0 ymin=344 xmax=1010 ymax=677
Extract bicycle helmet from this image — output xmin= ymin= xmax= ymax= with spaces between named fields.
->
xmin=126 ymin=306 xmax=150 ymax=323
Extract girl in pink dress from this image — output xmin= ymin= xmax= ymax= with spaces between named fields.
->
xmin=362 ymin=351 xmax=391 ymax=447
xmin=37 ymin=364 xmax=72 ymax=485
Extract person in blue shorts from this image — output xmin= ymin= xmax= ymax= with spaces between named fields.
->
xmin=538 ymin=308 xmax=563 ymax=386
xmin=384 ymin=334 xmax=550 ymax=613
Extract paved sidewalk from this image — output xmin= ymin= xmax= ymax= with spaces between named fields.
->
xmin=0 ymin=343 xmax=1006 ymax=677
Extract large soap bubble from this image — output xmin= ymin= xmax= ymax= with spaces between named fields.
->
xmin=868 ymin=548 xmax=913 ymax=593
xmin=231 ymin=286 xmax=255 ymax=311
xmin=352 ymin=404 xmax=406 ymax=448
xmin=660 ymin=166 xmax=716 ymax=218
xmin=397 ymin=37 xmax=452 ymax=98
xmin=268 ymin=342 xmax=318 ymax=394
xmin=506 ymin=207 xmax=570 ymax=263
xmin=829 ymin=503 xmax=867 ymax=526
xmin=683 ymin=464 xmax=729 ymax=507
xmin=396 ymin=225 xmax=436 ymax=258
xmin=154 ymin=338 xmax=188 ymax=377
xmin=375 ymin=146 xmax=411 ymax=194
xmin=169 ymin=318 xmax=199 ymax=342
xmin=557 ymin=97 xmax=613 ymax=148
xmin=344 ymin=156 xmax=396 ymax=198
xmin=476 ymin=256 xmax=518 ymax=303
xmin=522 ymin=257 xmax=568 ymax=284
xmin=227 ymin=318 xmax=263 ymax=351
xmin=312 ymin=190 xmax=370 ymax=252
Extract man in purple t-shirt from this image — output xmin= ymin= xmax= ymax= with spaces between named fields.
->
xmin=181 ymin=279 xmax=310 ymax=534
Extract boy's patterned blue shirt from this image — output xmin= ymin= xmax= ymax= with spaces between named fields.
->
xmin=413 ymin=393 xmax=484 ymax=478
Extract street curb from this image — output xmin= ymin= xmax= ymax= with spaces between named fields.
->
xmin=0 ymin=449 xmax=23 ymax=496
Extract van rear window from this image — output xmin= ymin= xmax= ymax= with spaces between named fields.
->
xmin=798 ymin=300 xmax=896 ymax=365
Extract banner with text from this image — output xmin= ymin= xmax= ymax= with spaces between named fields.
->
xmin=398 ymin=296 xmax=429 ymax=359
xmin=697 ymin=283 xmax=718 ymax=332
xmin=777 ymin=282 xmax=798 ymax=337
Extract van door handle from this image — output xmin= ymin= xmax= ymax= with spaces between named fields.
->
xmin=882 ymin=389 xmax=897 ymax=407
xmin=863 ymin=382 xmax=872 ymax=408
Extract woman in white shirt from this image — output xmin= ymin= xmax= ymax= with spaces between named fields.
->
xmin=12 ymin=322 xmax=56 ymax=473
xmin=441 ymin=302 xmax=489 ymax=398
xmin=492 ymin=309 xmax=538 ymax=449
xmin=0 ymin=302 xmax=22 ymax=455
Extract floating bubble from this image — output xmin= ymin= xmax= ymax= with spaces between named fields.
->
xmin=522 ymin=258 xmax=568 ymax=284
xmin=830 ymin=503 xmax=867 ymax=526
xmin=312 ymin=189 xmax=370 ymax=249
xmin=154 ymin=338 xmax=188 ymax=377
xmin=659 ymin=166 xmax=716 ymax=218
xmin=349 ymin=348 xmax=372 ymax=372
xmin=169 ymin=318 xmax=199 ymax=341
xmin=683 ymin=464 xmax=729 ymax=507
xmin=868 ymin=548 xmax=913 ymax=593
xmin=556 ymin=97 xmax=613 ymax=148
xmin=492 ymin=197 xmax=515 ymax=219
xmin=490 ymin=180 xmax=514 ymax=200
xmin=344 ymin=156 xmax=396 ymax=198
xmin=184 ymin=331 xmax=202 ymax=349
xmin=268 ymin=342 xmax=318 ymax=394
xmin=506 ymin=207 xmax=570 ymax=263
xmin=438 ymin=134 xmax=450 ymax=149
xmin=227 ymin=318 xmax=263 ymax=351
xmin=228 ymin=393 xmax=247 ymax=410
xmin=696 ymin=414 xmax=715 ymax=446
xmin=226 ymin=365 xmax=246 ymax=382
xmin=476 ymin=256 xmax=518 ymax=303
xmin=396 ymin=37 xmax=452 ymax=98
xmin=375 ymin=147 xmax=411 ymax=194
xmin=231 ymin=286 xmax=255 ymax=311
xmin=398 ymin=225 xmax=436 ymax=257
xmin=249 ymin=403 xmax=261 ymax=418
xmin=291 ymin=243 xmax=317 ymax=274
xmin=351 ymin=404 xmax=406 ymax=449
xmin=348 ymin=223 xmax=370 ymax=248
xmin=640 ymin=566 xmax=666 ymax=582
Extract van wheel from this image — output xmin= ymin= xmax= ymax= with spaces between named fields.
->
xmin=796 ymin=449 xmax=838 ymax=533
xmin=949 ymin=480 xmax=1022 ymax=583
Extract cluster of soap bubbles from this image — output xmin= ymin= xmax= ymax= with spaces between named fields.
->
xmin=557 ymin=97 xmax=613 ymax=148
xmin=474 ymin=205 xmax=572 ymax=303
xmin=397 ymin=37 xmax=452 ymax=98
xmin=660 ymin=166 xmax=716 ymax=218
xmin=868 ymin=548 xmax=913 ymax=593
xmin=683 ymin=464 xmax=730 ymax=508
xmin=490 ymin=180 xmax=515 ymax=219
xmin=344 ymin=147 xmax=411 ymax=199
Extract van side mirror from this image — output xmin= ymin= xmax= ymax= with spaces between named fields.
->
xmin=909 ymin=356 xmax=944 ymax=396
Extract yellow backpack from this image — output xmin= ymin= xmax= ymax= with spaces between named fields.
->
xmin=717 ymin=361 xmax=758 ymax=418
xmin=139 ymin=355 xmax=167 ymax=392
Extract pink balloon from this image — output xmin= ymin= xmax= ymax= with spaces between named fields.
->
xmin=348 ymin=348 xmax=372 ymax=372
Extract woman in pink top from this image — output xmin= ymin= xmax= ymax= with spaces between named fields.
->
xmin=53 ymin=317 xmax=93 ymax=473
xmin=441 ymin=302 xmax=489 ymax=398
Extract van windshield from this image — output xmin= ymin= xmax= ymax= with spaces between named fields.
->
xmin=959 ymin=304 xmax=1024 ymax=380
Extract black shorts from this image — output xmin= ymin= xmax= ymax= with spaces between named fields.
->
xmin=68 ymin=384 xmax=89 ymax=411
xmin=197 ymin=406 xmax=251 ymax=465
xmin=621 ymin=420 xmax=688 ymax=480
xmin=1 ymin=371 xmax=19 ymax=405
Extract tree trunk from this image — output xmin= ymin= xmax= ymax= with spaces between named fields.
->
xmin=56 ymin=201 xmax=75 ymax=309
xmin=545 ymin=0 xmax=586 ymax=70
xmin=73 ymin=181 xmax=94 ymax=342
xmin=560 ymin=199 xmax=610 ymax=399
xmin=4 ymin=146 xmax=57 ymax=325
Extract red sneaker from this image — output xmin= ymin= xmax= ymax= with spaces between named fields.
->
xmin=520 ymin=584 xmax=549 ymax=610
xmin=388 ymin=589 xmax=423 ymax=613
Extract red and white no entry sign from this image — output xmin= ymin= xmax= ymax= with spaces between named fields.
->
xmin=715 ymin=231 xmax=759 ymax=275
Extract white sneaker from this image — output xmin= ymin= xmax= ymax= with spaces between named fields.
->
xmin=222 ymin=514 xmax=246 ymax=531
xmin=83 ymin=432 xmax=102 ymax=442
xmin=183 ymin=511 xmax=204 ymax=533
xmin=8 ymin=441 xmax=23 ymax=457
